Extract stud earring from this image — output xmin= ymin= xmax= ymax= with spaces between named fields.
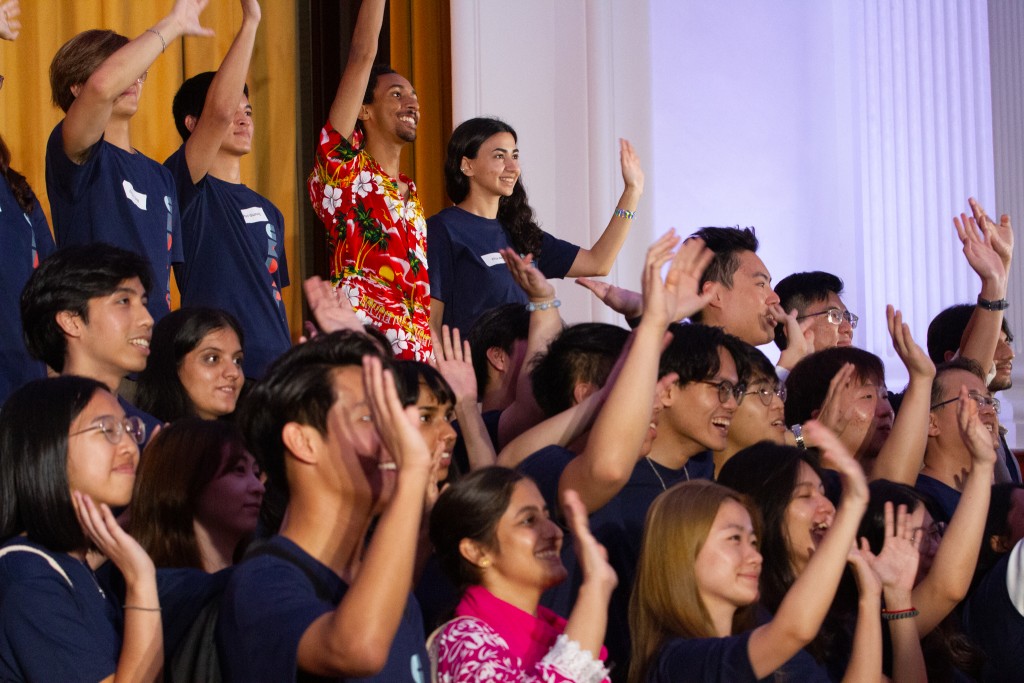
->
xmin=480 ymin=558 xmax=491 ymax=568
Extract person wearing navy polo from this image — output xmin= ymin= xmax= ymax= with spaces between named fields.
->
xmin=216 ymin=332 xmax=431 ymax=682
xmin=164 ymin=0 xmax=290 ymax=379
xmin=45 ymin=0 xmax=214 ymax=322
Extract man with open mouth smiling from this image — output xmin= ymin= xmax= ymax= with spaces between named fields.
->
xmin=20 ymin=243 xmax=162 ymax=445
xmin=308 ymin=0 xmax=431 ymax=361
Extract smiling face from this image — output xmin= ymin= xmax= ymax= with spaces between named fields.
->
xmin=414 ymin=383 xmax=457 ymax=480
xmin=784 ymin=461 xmax=836 ymax=576
xmin=710 ymin=251 xmax=781 ymax=346
xmin=194 ymin=447 xmax=265 ymax=541
xmin=363 ymin=72 xmax=419 ymax=143
xmin=66 ymin=389 xmax=139 ymax=508
xmin=219 ymin=95 xmax=253 ymax=157
xmin=831 ymin=374 xmax=893 ymax=468
xmin=68 ymin=277 xmax=153 ymax=385
xmin=802 ymin=292 xmax=855 ymax=351
xmin=462 ymin=131 xmax=520 ymax=201
xmin=178 ymin=327 xmax=244 ymax=420
xmin=694 ymin=499 xmax=763 ymax=620
xmin=475 ymin=479 xmax=566 ymax=602
xmin=929 ymin=368 xmax=999 ymax=451
xmin=659 ymin=346 xmax=740 ymax=454
xmin=991 ymin=329 xmax=1015 ymax=392
xmin=727 ymin=375 xmax=787 ymax=452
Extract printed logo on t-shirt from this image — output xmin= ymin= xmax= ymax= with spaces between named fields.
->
xmin=410 ymin=654 xmax=425 ymax=683
xmin=242 ymin=206 xmax=269 ymax=224
xmin=122 ymin=180 xmax=147 ymax=210
xmin=481 ymin=252 xmax=505 ymax=267
xmin=164 ymin=196 xmax=173 ymax=213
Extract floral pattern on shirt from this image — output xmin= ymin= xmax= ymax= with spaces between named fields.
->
xmin=308 ymin=122 xmax=431 ymax=360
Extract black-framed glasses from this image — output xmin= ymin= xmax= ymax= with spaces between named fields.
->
xmin=797 ymin=307 xmax=859 ymax=329
xmin=745 ymin=383 xmax=787 ymax=406
xmin=698 ymin=380 xmax=747 ymax=406
xmin=69 ymin=415 xmax=146 ymax=445
xmin=930 ymin=391 xmax=1000 ymax=414
xmin=913 ymin=521 xmax=947 ymax=544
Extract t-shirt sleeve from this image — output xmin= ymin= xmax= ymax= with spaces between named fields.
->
xmin=307 ymin=120 xmax=360 ymax=231
xmin=537 ymin=230 xmax=581 ymax=280
xmin=427 ymin=213 xmax=453 ymax=303
xmin=216 ymin=558 xmax=335 ymax=682
xmin=1 ymin=575 xmax=116 ymax=682
xmin=649 ymin=633 xmax=759 ymax=683
xmin=45 ymin=120 xmax=101 ymax=206
xmin=163 ymin=146 xmax=203 ymax=213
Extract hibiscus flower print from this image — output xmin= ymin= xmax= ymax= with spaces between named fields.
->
xmin=322 ymin=185 xmax=342 ymax=214
xmin=354 ymin=171 xmax=384 ymax=199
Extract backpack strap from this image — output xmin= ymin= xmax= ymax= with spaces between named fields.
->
xmin=0 ymin=544 xmax=74 ymax=587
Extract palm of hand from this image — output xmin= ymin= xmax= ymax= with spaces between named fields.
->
xmin=869 ymin=539 xmax=918 ymax=592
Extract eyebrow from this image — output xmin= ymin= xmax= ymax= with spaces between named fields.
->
xmin=514 ymin=504 xmax=545 ymax=517
xmin=491 ymin=147 xmax=519 ymax=154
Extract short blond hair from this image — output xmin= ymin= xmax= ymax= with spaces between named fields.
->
xmin=50 ymin=29 xmax=129 ymax=112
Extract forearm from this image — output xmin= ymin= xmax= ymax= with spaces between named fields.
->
xmin=883 ymin=588 xmax=927 ymax=683
xmin=960 ymin=276 xmax=1007 ymax=374
xmin=871 ymin=377 xmax=930 ymax=484
xmin=567 ymin=185 xmax=641 ymax=278
xmin=840 ymin=593 xmax=882 ymax=683
xmin=114 ymin=577 xmax=163 ymax=683
xmin=328 ymin=0 xmax=385 ymax=132
xmin=454 ymin=399 xmax=497 ymax=470
xmin=562 ymin=582 xmax=613 ymax=660
xmin=496 ymin=306 xmax=562 ymax=448
xmin=497 ymin=391 xmax=603 ymax=468
xmin=915 ymin=461 xmax=993 ymax=634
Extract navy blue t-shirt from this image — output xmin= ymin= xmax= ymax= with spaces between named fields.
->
xmin=216 ymin=535 xmax=427 ymax=682
xmin=648 ymin=632 xmax=761 ymax=682
xmin=164 ymin=146 xmax=291 ymax=379
xmin=914 ymin=474 xmax=960 ymax=524
xmin=427 ymin=206 xmax=579 ymax=335
xmin=45 ymin=122 xmax=182 ymax=321
xmin=0 ymin=538 xmax=122 ymax=682
xmin=0 ymin=178 xmax=54 ymax=404
xmin=962 ymin=543 xmax=1024 ymax=682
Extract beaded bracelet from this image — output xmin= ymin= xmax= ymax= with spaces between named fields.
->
xmin=146 ymin=28 xmax=166 ymax=53
xmin=881 ymin=607 xmax=918 ymax=621
xmin=526 ymin=299 xmax=561 ymax=312
xmin=614 ymin=207 xmax=636 ymax=220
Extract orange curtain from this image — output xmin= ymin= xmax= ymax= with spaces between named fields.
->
xmin=0 ymin=1 xmax=302 ymax=338
xmin=388 ymin=0 xmax=451 ymax=217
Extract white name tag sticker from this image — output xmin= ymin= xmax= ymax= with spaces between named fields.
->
xmin=482 ymin=252 xmax=505 ymax=267
xmin=241 ymin=207 xmax=269 ymax=224
xmin=123 ymin=180 xmax=147 ymax=210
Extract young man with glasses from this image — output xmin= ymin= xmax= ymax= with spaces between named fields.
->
xmin=773 ymin=270 xmax=857 ymax=352
xmin=918 ymin=357 xmax=1001 ymax=522
xmin=20 ymin=243 xmax=161 ymax=444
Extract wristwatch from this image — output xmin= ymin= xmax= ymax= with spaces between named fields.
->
xmin=790 ymin=423 xmax=806 ymax=449
xmin=977 ymin=296 xmax=1010 ymax=311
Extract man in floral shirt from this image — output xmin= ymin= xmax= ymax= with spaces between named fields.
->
xmin=308 ymin=0 xmax=431 ymax=360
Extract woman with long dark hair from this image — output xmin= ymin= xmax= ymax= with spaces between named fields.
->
xmin=427 ymin=116 xmax=643 ymax=337
xmin=0 ymin=376 xmax=161 ymax=681
xmin=135 ymin=307 xmax=245 ymax=422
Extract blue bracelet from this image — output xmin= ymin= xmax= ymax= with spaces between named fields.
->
xmin=614 ymin=207 xmax=636 ymax=220
xmin=526 ymin=299 xmax=561 ymax=312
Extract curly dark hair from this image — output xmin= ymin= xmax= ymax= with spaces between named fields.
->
xmin=444 ymin=117 xmax=544 ymax=258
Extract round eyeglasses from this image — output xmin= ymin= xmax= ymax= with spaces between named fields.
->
xmin=797 ymin=307 xmax=859 ymax=329
xmin=698 ymin=379 xmax=747 ymax=406
xmin=930 ymin=391 xmax=1000 ymax=414
xmin=744 ymin=383 xmax=787 ymax=406
xmin=69 ymin=415 xmax=146 ymax=445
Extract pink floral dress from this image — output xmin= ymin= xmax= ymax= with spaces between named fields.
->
xmin=429 ymin=586 xmax=610 ymax=683
xmin=308 ymin=122 xmax=432 ymax=360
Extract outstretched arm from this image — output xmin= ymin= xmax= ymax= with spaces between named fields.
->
xmin=913 ymin=386 xmax=995 ymax=635
xmin=62 ymin=0 xmax=213 ymax=161
xmin=327 ymin=0 xmax=385 ymax=138
xmin=566 ymin=139 xmax=644 ymax=277
xmin=747 ymin=421 xmax=870 ymax=679
xmin=870 ymin=306 xmax=934 ymax=484
xmin=435 ymin=325 xmax=497 ymax=471
xmin=182 ymin=0 xmax=261 ymax=183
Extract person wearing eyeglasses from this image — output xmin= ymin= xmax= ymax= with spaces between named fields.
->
xmin=917 ymin=357 xmax=1001 ymax=524
xmin=773 ymin=271 xmax=858 ymax=352
xmin=45 ymin=0 xmax=213 ymax=323
xmin=0 ymin=375 xmax=161 ymax=682
xmin=20 ymin=243 xmax=162 ymax=445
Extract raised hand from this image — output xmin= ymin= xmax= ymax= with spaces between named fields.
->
xmin=563 ymin=489 xmax=618 ymax=593
xmin=846 ymin=545 xmax=882 ymax=599
xmin=955 ymin=212 xmax=1006 ymax=288
xmin=887 ymin=305 xmax=935 ymax=381
xmin=169 ymin=0 xmax=215 ymax=38
xmin=804 ymin=419 xmax=869 ymax=504
xmin=662 ymin=235 xmax=714 ymax=323
xmin=241 ymin=0 xmax=262 ymax=22
xmin=955 ymin=384 xmax=999 ymax=462
xmin=363 ymin=355 xmax=432 ymax=475
xmin=575 ymin=277 xmax=644 ymax=319
xmin=774 ymin=305 xmax=815 ymax=370
xmin=434 ymin=325 xmax=477 ymax=405
xmin=619 ymin=138 xmax=644 ymax=194
xmin=0 ymin=0 xmax=21 ymax=41
xmin=813 ymin=363 xmax=860 ymax=441
xmin=859 ymin=502 xmax=921 ymax=595
xmin=303 ymin=275 xmax=363 ymax=336
xmin=72 ymin=491 xmax=155 ymax=586
xmin=500 ymin=248 xmax=556 ymax=302
xmin=969 ymin=197 xmax=1013 ymax=273
xmin=638 ymin=230 xmax=681 ymax=328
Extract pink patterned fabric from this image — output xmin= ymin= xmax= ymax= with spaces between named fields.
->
xmin=431 ymin=586 xmax=609 ymax=683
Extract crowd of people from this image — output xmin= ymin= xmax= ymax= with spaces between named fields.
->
xmin=0 ymin=0 xmax=1021 ymax=681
